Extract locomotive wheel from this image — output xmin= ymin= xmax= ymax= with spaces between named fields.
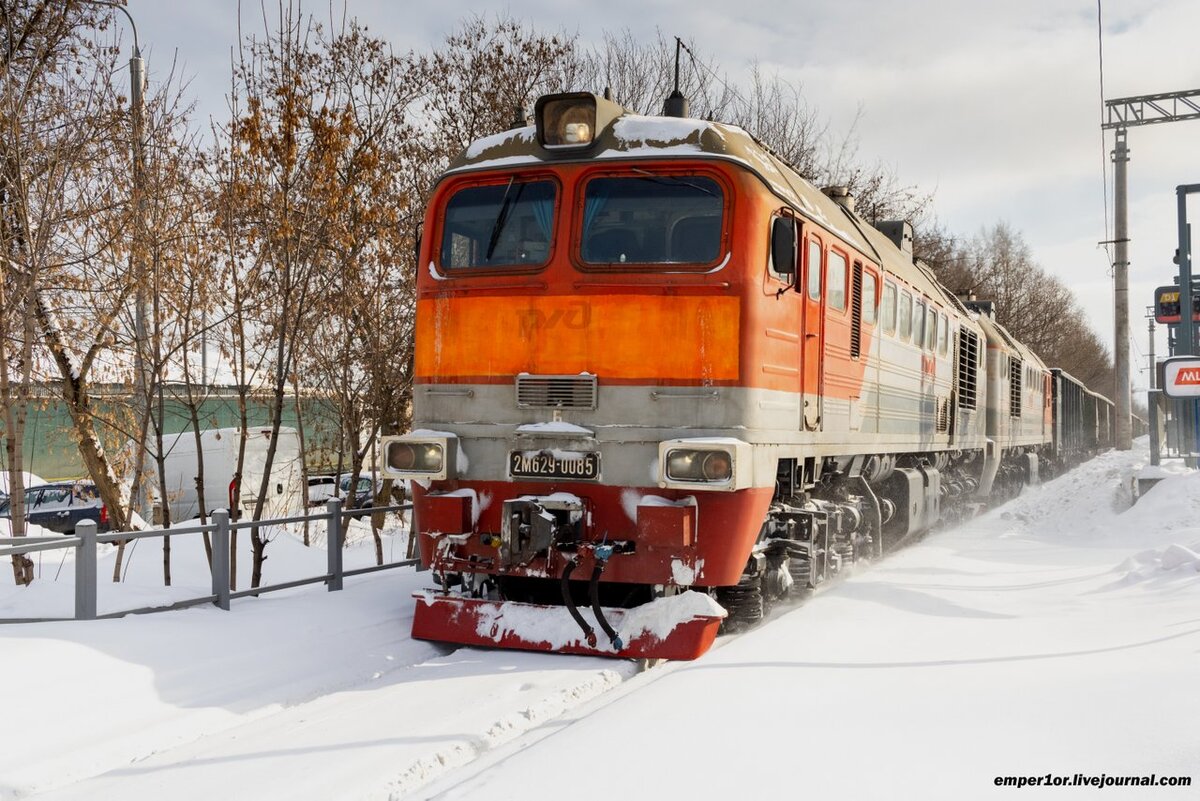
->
xmin=716 ymin=574 xmax=764 ymax=632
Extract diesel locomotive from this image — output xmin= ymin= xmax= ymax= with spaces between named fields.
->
xmin=381 ymin=92 xmax=1117 ymax=660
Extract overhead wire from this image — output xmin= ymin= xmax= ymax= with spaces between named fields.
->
xmin=1096 ymin=1 xmax=1115 ymax=277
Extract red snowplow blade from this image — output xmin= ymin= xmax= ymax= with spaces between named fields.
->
xmin=411 ymin=592 xmax=724 ymax=661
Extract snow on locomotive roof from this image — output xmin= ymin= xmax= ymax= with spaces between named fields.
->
xmin=446 ymin=105 xmax=960 ymax=314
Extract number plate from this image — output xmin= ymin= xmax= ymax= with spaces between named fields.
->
xmin=509 ymin=450 xmax=600 ymax=481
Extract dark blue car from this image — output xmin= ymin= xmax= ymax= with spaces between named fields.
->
xmin=0 ymin=481 xmax=110 ymax=535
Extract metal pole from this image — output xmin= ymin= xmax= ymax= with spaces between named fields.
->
xmin=75 ymin=521 xmax=98 ymax=621
xmin=1112 ymin=129 xmax=1132 ymax=449
xmin=1147 ymin=317 xmax=1156 ymax=389
xmin=129 ymin=47 xmax=149 ymax=515
xmin=85 ymin=2 xmax=150 ymax=511
xmin=211 ymin=509 xmax=231 ymax=610
xmin=1178 ymin=188 xmax=1197 ymax=356
xmin=326 ymin=498 xmax=343 ymax=591
xmin=1177 ymin=186 xmax=1200 ymax=463
xmin=1148 ymin=390 xmax=1162 ymax=466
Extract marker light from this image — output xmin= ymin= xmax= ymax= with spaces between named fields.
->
xmin=387 ymin=442 xmax=444 ymax=473
xmin=666 ymin=448 xmax=734 ymax=483
xmin=658 ymin=438 xmax=753 ymax=492
xmin=380 ymin=434 xmax=458 ymax=482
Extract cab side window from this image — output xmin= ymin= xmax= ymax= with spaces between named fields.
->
xmin=807 ymin=239 xmax=823 ymax=300
xmin=898 ymin=291 xmax=913 ymax=341
xmin=862 ymin=271 xmax=878 ymax=325
xmin=938 ymin=314 xmax=949 ymax=355
xmin=828 ymin=251 xmax=847 ymax=310
xmin=926 ymin=307 xmax=938 ymax=351
xmin=881 ymin=281 xmax=897 ymax=335
xmin=913 ymin=299 xmax=926 ymax=347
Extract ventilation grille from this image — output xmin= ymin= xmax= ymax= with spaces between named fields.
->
xmin=936 ymin=397 xmax=950 ymax=432
xmin=957 ymin=329 xmax=979 ymax=411
xmin=850 ymin=262 xmax=863 ymax=359
xmin=1009 ymin=358 xmax=1023 ymax=418
xmin=516 ymin=374 xmax=598 ymax=410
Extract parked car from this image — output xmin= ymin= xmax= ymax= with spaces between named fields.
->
xmin=306 ymin=475 xmax=338 ymax=507
xmin=0 ymin=481 xmax=110 ymax=535
xmin=340 ymin=474 xmax=380 ymax=510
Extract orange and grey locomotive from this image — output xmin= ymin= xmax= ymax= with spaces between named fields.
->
xmin=382 ymin=92 xmax=1109 ymax=660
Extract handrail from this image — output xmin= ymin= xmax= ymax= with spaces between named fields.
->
xmin=0 ymin=538 xmax=82 ymax=557
xmin=0 ymin=500 xmax=416 ymax=624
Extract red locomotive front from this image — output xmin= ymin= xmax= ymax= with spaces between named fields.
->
xmin=382 ymin=91 xmax=1012 ymax=659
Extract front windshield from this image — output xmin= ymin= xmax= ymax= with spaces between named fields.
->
xmin=580 ymin=174 xmax=724 ymax=267
xmin=439 ymin=180 xmax=556 ymax=270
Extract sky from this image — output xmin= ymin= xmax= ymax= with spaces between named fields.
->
xmin=129 ymin=0 xmax=1200 ymax=393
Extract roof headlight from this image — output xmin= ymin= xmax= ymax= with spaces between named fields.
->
xmin=536 ymin=94 xmax=598 ymax=148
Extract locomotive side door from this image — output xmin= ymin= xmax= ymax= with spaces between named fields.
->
xmin=801 ymin=234 xmax=825 ymax=430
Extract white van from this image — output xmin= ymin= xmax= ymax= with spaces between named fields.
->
xmin=155 ymin=427 xmax=304 ymax=522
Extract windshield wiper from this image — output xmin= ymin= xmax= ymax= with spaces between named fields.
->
xmin=484 ymin=177 xmax=525 ymax=261
xmin=630 ymin=167 xmax=718 ymax=197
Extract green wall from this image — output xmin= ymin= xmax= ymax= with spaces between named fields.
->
xmin=3 ymin=389 xmax=342 ymax=481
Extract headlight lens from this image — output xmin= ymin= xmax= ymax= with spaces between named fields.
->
xmin=387 ymin=442 xmax=444 ymax=473
xmin=540 ymin=96 xmax=596 ymax=147
xmin=665 ymin=448 xmax=733 ymax=482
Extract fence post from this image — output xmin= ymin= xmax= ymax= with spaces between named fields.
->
xmin=74 ymin=521 xmax=97 ymax=621
xmin=326 ymin=498 xmax=343 ymax=591
xmin=211 ymin=509 xmax=231 ymax=610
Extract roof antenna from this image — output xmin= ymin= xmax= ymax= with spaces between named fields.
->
xmin=510 ymin=103 xmax=526 ymax=129
xmin=662 ymin=36 xmax=689 ymax=118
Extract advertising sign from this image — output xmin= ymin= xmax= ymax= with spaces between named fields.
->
xmin=1162 ymin=356 xmax=1200 ymax=398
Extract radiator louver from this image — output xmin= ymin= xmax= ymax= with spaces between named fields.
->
xmin=850 ymin=262 xmax=863 ymax=359
xmin=1009 ymin=358 xmax=1023 ymax=418
xmin=515 ymin=374 xmax=598 ymax=410
xmin=956 ymin=329 xmax=979 ymax=411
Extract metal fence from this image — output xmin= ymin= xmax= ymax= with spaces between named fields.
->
xmin=0 ymin=498 xmax=416 ymax=623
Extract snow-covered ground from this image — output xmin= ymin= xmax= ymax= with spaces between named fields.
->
xmin=3 ymin=441 xmax=1198 ymax=800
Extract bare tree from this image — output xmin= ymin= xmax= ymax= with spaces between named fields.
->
xmin=0 ymin=2 xmax=146 ymax=583
xmin=415 ymin=14 xmax=578 ymax=160
xmin=218 ymin=1 xmax=355 ymax=586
